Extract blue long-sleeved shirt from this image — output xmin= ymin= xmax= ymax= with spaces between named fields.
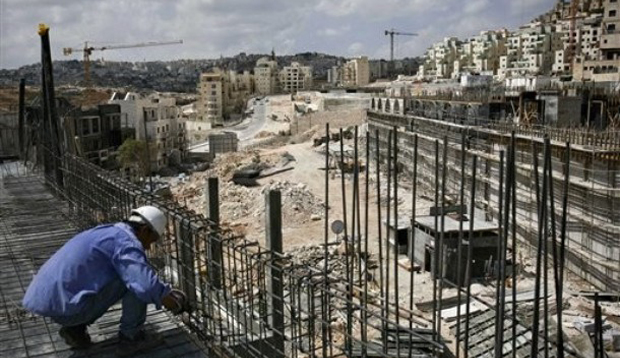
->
xmin=23 ymin=222 xmax=171 ymax=317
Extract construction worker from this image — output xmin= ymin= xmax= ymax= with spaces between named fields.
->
xmin=22 ymin=205 xmax=187 ymax=356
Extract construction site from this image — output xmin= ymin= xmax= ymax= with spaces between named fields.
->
xmin=2 ymin=23 xmax=620 ymax=358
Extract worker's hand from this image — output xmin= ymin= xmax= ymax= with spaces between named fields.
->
xmin=163 ymin=289 xmax=188 ymax=315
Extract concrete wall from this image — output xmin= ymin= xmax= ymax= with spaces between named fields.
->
xmin=368 ymin=110 xmax=620 ymax=291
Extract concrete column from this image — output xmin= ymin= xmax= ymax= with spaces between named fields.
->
xmin=178 ymin=220 xmax=197 ymax=307
xmin=265 ymin=190 xmax=285 ymax=358
xmin=206 ymin=177 xmax=222 ymax=289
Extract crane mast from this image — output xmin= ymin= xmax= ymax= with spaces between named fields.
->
xmin=63 ymin=40 xmax=183 ymax=86
xmin=384 ymin=29 xmax=418 ymax=78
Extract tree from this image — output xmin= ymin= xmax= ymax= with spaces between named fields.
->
xmin=117 ymin=139 xmax=150 ymax=177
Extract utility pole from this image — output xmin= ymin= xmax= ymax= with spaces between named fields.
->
xmin=384 ymin=29 xmax=418 ymax=78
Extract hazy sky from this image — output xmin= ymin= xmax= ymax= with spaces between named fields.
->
xmin=0 ymin=0 xmax=555 ymax=69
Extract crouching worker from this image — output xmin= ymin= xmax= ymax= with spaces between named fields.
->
xmin=22 ymin=206 xmax=187 ymax=356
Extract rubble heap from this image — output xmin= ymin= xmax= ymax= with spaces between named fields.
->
xmin=261 ymin=181 xmax=325 ymax=223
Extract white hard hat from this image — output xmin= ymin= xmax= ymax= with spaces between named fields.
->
xmin=130 ymin=205 xmax=167 ymax=239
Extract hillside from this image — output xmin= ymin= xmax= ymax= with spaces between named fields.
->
xmin=0 ymin=52 xmax=347 ymax=93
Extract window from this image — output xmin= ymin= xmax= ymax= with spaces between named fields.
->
xmin=166 ymin=124 xmax=169 ymax=132
xmin=81 ymin=119 xmax=90 ymax=135
xmin=91 ymin=118 xmax=99 ymax=134
xmin=211 ymin=84 xmax=217 ymax=89
xmin=211 ymin=91 xmax=217 ymax=96
xmin=610 ymin=10 xmax=617 ymax=17
xmin=608 ymin=24 xmax=616 ymax=32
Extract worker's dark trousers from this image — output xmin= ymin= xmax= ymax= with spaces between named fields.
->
xmin=51 ymin=277 xmax=147 ymax=339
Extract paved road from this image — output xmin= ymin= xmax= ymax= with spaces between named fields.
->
xmin=228 ymin=98 xmax=268 ymax=142
xmin=188 ymin=98 xmax=269 ymax=152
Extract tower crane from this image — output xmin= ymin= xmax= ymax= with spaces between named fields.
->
xmin=63 ymin=39 xmax=183 ymax=85
xmin=384 ymin=29 xmax=418 ymax=78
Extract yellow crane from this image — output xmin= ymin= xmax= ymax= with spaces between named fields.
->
xmin=63 ymin=39 xmax=183 ymax=85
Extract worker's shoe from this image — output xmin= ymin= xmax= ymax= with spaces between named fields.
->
xmin=115 ymin=330 xmax=164 ymax=357
xmin=59 ymin=324 xmax=92 ymax=349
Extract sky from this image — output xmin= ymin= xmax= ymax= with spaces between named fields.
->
xmin=0 ymin=0 xmax=556 ymax=70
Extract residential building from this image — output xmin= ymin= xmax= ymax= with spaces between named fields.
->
xmin=197 ymin=69 xmax=255 ymax=128
xmin=254 ymin=56 xmax=278 ymax=95
xmin=453 ymin=30 xmax=509 ymax=78
xmin=109 ymin=92 xmax=186 ymax=171
xmin=279 ymin=62 xmax=313 ymax=93
xmin=224 ymin=70 xmax=254 ymax=118
xmin=369 ymin=60 xmax=389 ymax=80
xmin=64 ymin=99 xmax=133 ymax=167
xmin=197 ymin=71 xmax=224 ymax=127
xmin=498 ymin=22 xmax=563 ymax=78
xmin=327 ymin=65 xmax=342 ymax=85
xmin=573 ymin=0 xmax=620 ymax=81
xmin=342 ymin=56 xmax=370 ymax=87
xmin=139 ymin=96 xmax=185 ymax=171
xmin=600 ymin=0 xmax=620 ymax=60
xmin=418 ymin=37 xmax=461 ymax=79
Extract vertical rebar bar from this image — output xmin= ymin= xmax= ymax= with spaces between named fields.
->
xmin=494 ymin=150 xmax=505 ymax=358
xmin=531 ymin=139 xmax=548 ymax=357
xmin=393 ymin=127 xmax=400 ymax=356
xmin=376 ymin=130 xmax=387 ymax=352
xmin=556 ymin=142 xmax=571 ymax=358
xmin=543 ymin=138 xmax=550 ymax=358
xmin=322 ymin=123 xmax=329 ymax=358
xmin=385 ymin=130 xmax=392 ymax=348
xmin=456 ymin=133 xmax=466 ymax=358
xmin=510 ymin=132 xmax=517 ymax=358
xmin=432 ymin=138 xmax=439 ymax=347
xmin=339 ymin=127 xmax=352 ymax=355
xmin=363 ymin=129 xmax=370 ymax=358
xmin=464 ymin=155 xmax=478 ymax=358
xmin=437 ymin=136 xmax=448 ymax=341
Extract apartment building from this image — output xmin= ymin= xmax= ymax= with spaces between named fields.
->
xmin=498 ymin=22 xmax=562 ymax=78
xmin=453 ymin=30 xmax=509 ymax=78
xmin=279 ymin=62 xmax=313 ymax=93
xmin=225 ymin=70 xmax=254 ymax=116
xmin=254 ymin=57 xmax=278 ymax=95
xmin=68 ymin=103 xmax=133 ymax=167
xmin=573 ymin=0 xmax=620 ymax=81
xmin=197 ymin=71 xmax=224 ymax=127
xmin=327 ymin=65 xmax=342 ymax=85
xmin=418 ymin=37 xmax=461 ymax=79
xmin=601 ymin=0 xmax=620 ymax=58
xmin=109 ymin=92 xmax=186 ymax=171
xmin=197 ymin=69 xmax=254 ymax=128
xmin=140 ymin=96 xmax=185 ymax=171
xmin=342 ymin=56 xmax=370 ymax=87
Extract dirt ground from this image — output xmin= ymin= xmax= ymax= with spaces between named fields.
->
xmin=171 ymin=95 xmax=620 ymax=355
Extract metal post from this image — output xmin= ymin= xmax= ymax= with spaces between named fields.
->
xmin=18 ymin=79 xmax=25 ymax=158
xmin=143 ymin=111 xmax=153 ymax=192
xmin=265 ymin=190 xmax=285 ymax=358
xmin=39 ymin=25 xmax=63 ymax=188
xmin=178 ymin=220 xmax=197 ymax=308
xmin=206 ymin=177 xmax=222 ymax=289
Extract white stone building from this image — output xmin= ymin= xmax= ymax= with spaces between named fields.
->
xmin=279 ymin=62 xmax=313 ymax=93
xmin=498 ymin=22 xmax=563 ymax=78
xmin=197 ymin=71 xmax=224 ymax=127
xmin=342 ymin=56 xmax=370 ymax=87
xmin=418 ymin=37 xmax=461 ymax=79
xmin=109 ymin=92 xmax=186 ymax=171
xmin=254 ymin=57 xmax=278 ymax=95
